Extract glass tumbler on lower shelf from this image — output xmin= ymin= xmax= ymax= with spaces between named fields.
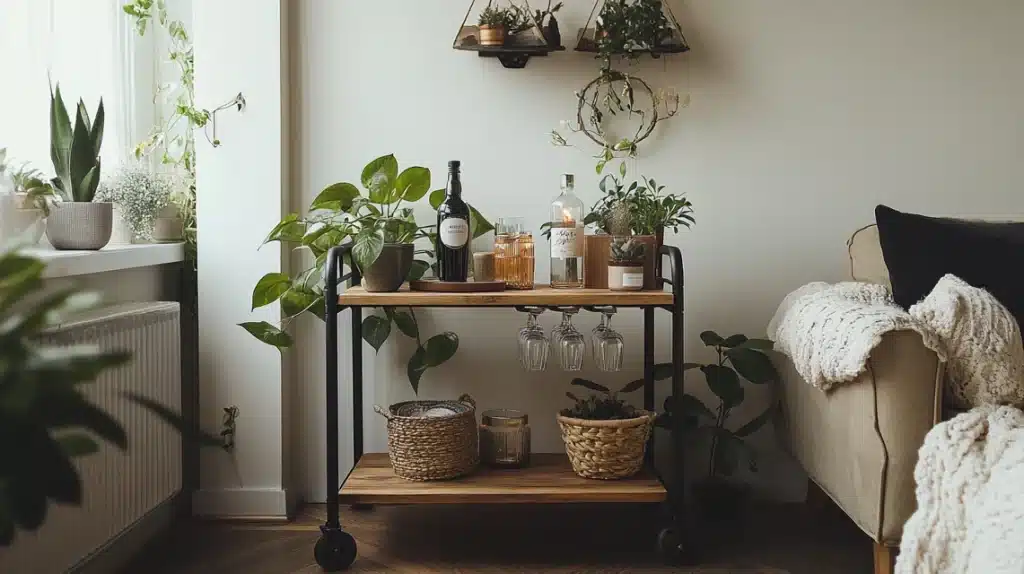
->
xmin=479 ymin=409 xmax=530 ymax=468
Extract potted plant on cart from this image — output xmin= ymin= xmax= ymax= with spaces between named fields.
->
xmin=242 ymin=154 xmax=494 ymax=394
xmin=45 ymin=85 xmax=111 ymax=251
xmin=477 ymin=5 xmax=510 ymax=46
xmin=558 ymin=377 xmax=657 ymax=480
xmin=607 ymin=236 xmax=645 ymax=291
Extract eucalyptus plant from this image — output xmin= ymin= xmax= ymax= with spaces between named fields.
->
xmin=672 ymin=332 xmax=780 ymax=478
xmin=241 ymin=154 xmax=494 ymax=393
xmin=0 ymin=249 xmax=214 ymax=546
xmin=49 ymin=85 xmax=104 ymax=203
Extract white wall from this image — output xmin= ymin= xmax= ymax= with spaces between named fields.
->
xmin=193 ymin=0 xmax=293 ymax=517
xmin=286 ymin=0 xmax=1024 ymax=503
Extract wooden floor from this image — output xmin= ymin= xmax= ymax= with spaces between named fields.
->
xmin=124 ymin=502 xmax=874 ymax=573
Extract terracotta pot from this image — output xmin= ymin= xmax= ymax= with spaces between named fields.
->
xmin=478 ymin=25 xmax=506 ymax=46
xmin=608 ymin=262 xmax=644 ymax=291
xmin=46 ymin=202 xmax=113 ymax=251
xmin=361 ymin=243 xmax=413 ymax=292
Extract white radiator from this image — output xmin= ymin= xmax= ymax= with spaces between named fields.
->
xmin=0 ymin=302 xmax=183 ymax=574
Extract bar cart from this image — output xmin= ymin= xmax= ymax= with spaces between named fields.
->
xmin=314 ymin=243 xmax=689 ymax=571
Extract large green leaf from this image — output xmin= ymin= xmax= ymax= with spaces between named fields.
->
xmin=262 ymin=214 xmax=305 ymax=245
xmin=88 ymin=99 xmax=104 ymax=157
xmin=280 ymin=286 xmax=323 ymax=320
xmin=699 ymin=330 xmax=725 ymax=347
xmin=702 ymin=364 xmax=744 ymax=408
xmin=408 ymin=259 xmax=430 ymax=281
xmin=395 ymin=167 xmax=430 ymax=202
xmin=55 ymin=433 xmax=99 ymax=458
xmin=725 ymin=348 xmax=778 ymax=384
xmin=619 ymin=378 xmax=646 ymax=393
xmin=734 ymin=404 xmax=776 ymax=438
xmin=734 ymin=338 xmax=775 ymax=351
xmin=302 ymin=226 xmax=347 ymax=259
xmin=0 ymin=255 xmax=44 ymax=293
xmin=570 ymin=378 xmax=610 ymax=394
xmin=310 ymin=182 xmax=359 ymax=212
xmin=239 ymin=321 xmax=293 ymax=348
xmin=49 ymin=85 xmax=73 ymax=195
xmin=675 ymin=394 xmax=716 ymax=419
xmin=251 ymin=272 xmax=291 ymax=310
xmin=407 ymin=346 xmax=428 ymax=394
xmin=352 ymin=227 xmax=384 ymax=271
xmin=722 ymin=334 xmax=748 ymax=348
xmin=428 ymin=188 xmax=445 ymax=209
xmin=423 ymin=332 xmax=458 ymax=367
xmin=362 ymin=154 xmax=398 ymax=203
xmin=653 ymin=362 xmax=674 ymax=380
xmin=68 ymin=109 xmax=97 ymax=202
xmin=361 ymin=314 xmax=391 ymax=353
xmin=41 ymin=389 xmax=128 ymax=450
xmin=391 ymin=310 xmax=418 ymax=339
xmin=469 ymin=204 xmax=495 ymax=239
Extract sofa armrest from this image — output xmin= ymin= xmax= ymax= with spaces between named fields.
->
xmin=775 ymin=330 xmax=942 ymax=544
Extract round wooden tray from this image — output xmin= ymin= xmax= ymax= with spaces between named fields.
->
xmin=409 ymin=279 xmax=506 ymax=293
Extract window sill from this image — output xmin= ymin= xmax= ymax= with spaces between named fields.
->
xmin=23 ymin=243 xmax=186 ymax=279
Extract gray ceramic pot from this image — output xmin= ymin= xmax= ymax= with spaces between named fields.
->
xmin=46 ymin=202 xmax=114 ymax=250
xmin=361 ymin=243 xmax=413 ymax=292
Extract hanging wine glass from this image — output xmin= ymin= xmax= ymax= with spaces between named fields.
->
xmin=557 ymin=308 xmax=585 ymax=371
xmin=518 ymin=307 xmax=549 ymax=371
xmin=592 ymin=307 xmax=624 ymax=372
xmin=551 ymin=308 xmax=572 ymax=349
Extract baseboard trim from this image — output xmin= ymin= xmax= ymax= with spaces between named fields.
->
xmin=71 ymin=491 xmax=183 ymax=574
xmin=192 ymin=487 xmax=292 ymax=519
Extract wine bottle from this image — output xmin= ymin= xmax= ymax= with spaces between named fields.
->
xmin=436 ymin=160 xmax=471 ymax=282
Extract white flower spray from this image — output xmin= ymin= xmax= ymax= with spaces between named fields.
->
xmin=96 ymin=164 xmax=180 ymax=241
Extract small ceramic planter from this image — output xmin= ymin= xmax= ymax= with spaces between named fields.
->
xmin=0 ymin=193 xmax=45 ymax=246
xmin=608 ymin=262 xmax=645 ymax=291
xmin=479 ymin=25 xmax=506 ymax=46
xmin=151 ymin=204 xmax=185 ymax=243
xmin=46 ymin=202 xmax=113 ymax=250
xmin=361 ymin=243 xmax=413 ymax=292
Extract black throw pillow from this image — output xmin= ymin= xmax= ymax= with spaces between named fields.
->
xmin=874 ymin=204 xmax=1024 ymax=328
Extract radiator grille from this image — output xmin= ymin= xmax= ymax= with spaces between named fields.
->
xmin=0 ymin=302 xmax=182 ymax=574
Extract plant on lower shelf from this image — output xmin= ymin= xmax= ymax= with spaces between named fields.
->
xmin=0 ymin=249 xmax=217 ymax=547
xmin=670 ymin=331 xmax=780 ymax=515
xmin=241 ymin=154 xmax=493 ymax=393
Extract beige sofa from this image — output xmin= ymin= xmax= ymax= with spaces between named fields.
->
xmin=774 ymin=225 xmax=944 ymax=574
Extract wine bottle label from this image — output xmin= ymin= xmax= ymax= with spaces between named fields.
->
xmin=622 ymin=272 xmax=644 ymax=288
xmin=440 ymin=218 xmax=469 ymax=248
xmin=550 ymin=227 xmax=582 ymax=258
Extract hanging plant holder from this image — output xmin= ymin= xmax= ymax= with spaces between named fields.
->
xmin=453 ymin=0 xmax=566 ymax=69
xmin=575 ymin=0 xmax=689 ymax=59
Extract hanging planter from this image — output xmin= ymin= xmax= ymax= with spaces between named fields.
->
xmin=453 ymin=1 xmax=565 ymax=69
xmin=575 ymin=0 xmax=689 ymax=58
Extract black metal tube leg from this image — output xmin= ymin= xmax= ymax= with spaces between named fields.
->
xmin=325 ymin=249 xmax=341 ymax=531
xmin=643 ymin=307 xmax=655 ymax=465
xmin=351 ymin=306 xmax=363 ymax=463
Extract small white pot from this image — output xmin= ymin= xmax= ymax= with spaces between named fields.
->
xmin=608 ymin=263 xmax=645 ymax=291
xmin=0 ymin=193 xmax=45 ymax=246
xmin=46 ymin=202 xmax=114 ymax=250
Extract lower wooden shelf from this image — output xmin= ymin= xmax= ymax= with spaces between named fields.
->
xmin=338 ymin=453 xmax=666 ymax=505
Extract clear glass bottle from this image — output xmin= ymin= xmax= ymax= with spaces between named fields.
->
xmin=549 ymin=174 xmax=585 ymax=288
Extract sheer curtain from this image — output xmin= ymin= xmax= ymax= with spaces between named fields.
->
xmin=0 ymin=0 xmax=146 ymax=177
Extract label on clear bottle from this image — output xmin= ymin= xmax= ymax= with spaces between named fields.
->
xmin=440 ymin=218 xmax=469 ymax=248
xmin=550 ymin=227 xmax=582 ymax=258
xmin=622 ymin=272 xmax=644 ymax=288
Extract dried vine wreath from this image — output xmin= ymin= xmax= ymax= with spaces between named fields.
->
xmin=551 ymin=64 xmax=687 ymax=174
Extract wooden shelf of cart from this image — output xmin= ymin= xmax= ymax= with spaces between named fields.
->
xmin=340 ymin=454 xmax=666 ymax=505
xmin=338 ymin=284 xmax=673 ymax=307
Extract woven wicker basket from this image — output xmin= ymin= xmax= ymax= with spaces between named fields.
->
xmin=374 ymin=394 xmax=479 ymax=481
xmin=557 ymin=411 xmax=656 ymax=480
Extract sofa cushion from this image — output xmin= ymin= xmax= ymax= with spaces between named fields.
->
xmin=847 ymin=224 xmax=891 ymax=286
xmin=874 ymin=205 xmax=1024 ymax=330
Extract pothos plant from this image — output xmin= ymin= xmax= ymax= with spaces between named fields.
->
xmin=673 ymin=332 xmax=780 ymax=478
xmin=240 ymin=155 xmax=493 ymax=393
xmin=595 ymin=0 xmax=674 ymax=60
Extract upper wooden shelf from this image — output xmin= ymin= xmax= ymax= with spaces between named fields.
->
xmin=338 ymin=285 xmax=674 ymax=307
xmin=339 ymin=454 xmax=666 ymax=505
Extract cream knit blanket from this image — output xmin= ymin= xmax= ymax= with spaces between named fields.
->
xmin=766 ymin=281 xmax=946 ymax=391
xmin=896 ymin=405 xmax=1024 ymax=574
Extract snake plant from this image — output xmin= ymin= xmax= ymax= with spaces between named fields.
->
xmin=49 ymin=84 xmax=105 ymax=202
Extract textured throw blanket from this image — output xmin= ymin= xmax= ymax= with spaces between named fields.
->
xmin=766 ymin=281 xmax=946 ymax=391
xmin=896 ymin=406 xmax=1024 ymax=574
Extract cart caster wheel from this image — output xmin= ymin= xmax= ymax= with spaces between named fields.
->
xmin=314 ymin=530 xmax=357 ymax=571
xmin=657 ymin=527 xmax=691 ymax=565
